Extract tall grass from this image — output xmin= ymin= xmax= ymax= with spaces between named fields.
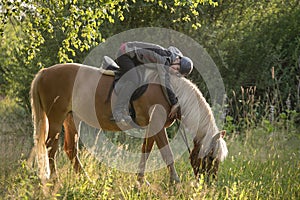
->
xmin=0 ymin=97 xmax=32 ymax=197
xmin=2 ymin=125 xmax=299 ymax=199
xmin=0 ymin=93 xmax=299 ymax=199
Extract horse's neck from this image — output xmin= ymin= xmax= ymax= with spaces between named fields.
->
xmin=145 ymin=71 xmax=219 ymax=157
xmin=172 ymin=77 xmax=218 ymax=143
xmin=144 ymin=70 xmax=218 ymax=142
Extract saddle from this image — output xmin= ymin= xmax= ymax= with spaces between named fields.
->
xmin=100 ymin=56 xmax=148 ymax=120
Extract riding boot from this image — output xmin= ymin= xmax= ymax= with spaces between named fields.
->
xmin=113 ymin=80 xmax=137 ymax=126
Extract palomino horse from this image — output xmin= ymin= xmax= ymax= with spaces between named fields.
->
xmin=29 ymin=63 xmax=228 ymax=184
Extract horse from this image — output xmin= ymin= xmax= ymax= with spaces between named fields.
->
xmin=28 ymin=62 xmax=228 ymax=185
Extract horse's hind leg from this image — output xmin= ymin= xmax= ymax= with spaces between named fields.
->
xmin=63 ymin=113 xmax=84 ymax=173
xmin=46 ymin=119 xmax=65 ymax=176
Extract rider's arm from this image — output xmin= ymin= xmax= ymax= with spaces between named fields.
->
xmin=156 ymin=65 xmax=179 ymax=106
xmin=124 ymin=41 xmax=172 ymax=65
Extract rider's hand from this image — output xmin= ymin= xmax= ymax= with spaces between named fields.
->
xmin=168 ymin=102 xmax=180 ymax=120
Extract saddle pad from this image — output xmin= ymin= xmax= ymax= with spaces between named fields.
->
xmin=98 ymin=67 xmax=115 ymax=76
xmin=98 ymin=56 xmax=120 ymax=76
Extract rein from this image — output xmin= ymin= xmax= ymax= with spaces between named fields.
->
xmin=175 ymin=120 xmax=191 ymax=154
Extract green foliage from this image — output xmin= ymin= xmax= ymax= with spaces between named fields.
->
xmin=0 ymin=0 xmax=215 ymax=107
xmin=183 ymin=0 xmax=300 ymax=130
xmin=205 ymin=0 xmax=300 ymax=110
xmin=2 ymin=0 xmax=298 ymax=118
xmin=0 ymin=0 xmax=127 ymax=107
xmin=0 ymin=97 xmax=31 ymax=136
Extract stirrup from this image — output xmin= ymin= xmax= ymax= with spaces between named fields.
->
xmin=113 ymin=110 xmax=132 ymax=124
xmin=112 ymin=108 xmax=141 ymax=128
xmin=117 ymin=116 xmax=132 ymax=127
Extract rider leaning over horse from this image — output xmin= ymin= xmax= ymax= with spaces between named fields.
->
xmin=112 ymin=41 xmax=193 ymax=127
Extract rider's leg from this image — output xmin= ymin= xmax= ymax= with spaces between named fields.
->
xmin=113 ymin=54 xmax=139 ymax=125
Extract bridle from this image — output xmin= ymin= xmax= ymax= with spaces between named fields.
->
xmin=175 ymin=119 xmax=191 ymax=154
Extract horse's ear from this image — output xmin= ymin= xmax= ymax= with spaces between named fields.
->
xmin=212 ymin=132 xmax=221 ymax=141
xmin=220 ymin=130 xmax=226 ymax=138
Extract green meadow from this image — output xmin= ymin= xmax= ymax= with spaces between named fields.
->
xmin=0 ymin=98 xmax=299 ymax=199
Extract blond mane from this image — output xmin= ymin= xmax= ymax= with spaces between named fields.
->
xmin=170 ymin=75 xmax=228 ymax=161
xmin=145 ymin=70 xmax=228 ymax=161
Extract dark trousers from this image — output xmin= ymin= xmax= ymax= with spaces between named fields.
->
xmin=115 ymin=54 xmax=140 ymax=85
xmin=116 ymin=53 xmax=177 ymax=106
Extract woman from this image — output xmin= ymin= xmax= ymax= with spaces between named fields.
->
xmin=113 ymin=41 xmax=193 ymax=126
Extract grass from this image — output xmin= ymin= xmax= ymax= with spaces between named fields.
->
xmin=0 ymin=98 xmax=299 ymax=199
xmin=0 ymin=97 xmax=33 ymax=192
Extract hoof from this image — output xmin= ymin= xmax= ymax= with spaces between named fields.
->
xmin=170 ymin=176 xmax=180 ymax=185
xmin=137 ymin=175 xmax=150 ymax=188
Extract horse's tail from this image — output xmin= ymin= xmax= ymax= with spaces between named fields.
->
xmin=29 ymin=69 xmax=50 ymax=182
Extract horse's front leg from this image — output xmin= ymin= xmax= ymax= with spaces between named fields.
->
xmin=155 ymin=129 xmax=180 ymax=184
xmin=137 ymin=136 xmax=155 ymax=185
xmin=137 ymin=104 xmax=180 ymax=184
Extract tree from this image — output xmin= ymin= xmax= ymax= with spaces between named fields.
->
xmin=202 ymin=0 xmax=300 ymax=111
xmin=0 ymin=0 xmax=216 ymax=108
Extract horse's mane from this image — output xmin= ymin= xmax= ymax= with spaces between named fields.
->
xmin=145 ymin=70 xmax=228 ymax=161
xmin=171 ymin=77 xmax=217 ymax=139
xmin=170 ymin=76 xmax=228 ymax=161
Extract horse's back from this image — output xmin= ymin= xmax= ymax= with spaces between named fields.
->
xmin=35 ymin=63 xmax=108 ymax=119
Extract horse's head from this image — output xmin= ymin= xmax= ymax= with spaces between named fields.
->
xmin=190 ymin=130 xmax=228 ymax=181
